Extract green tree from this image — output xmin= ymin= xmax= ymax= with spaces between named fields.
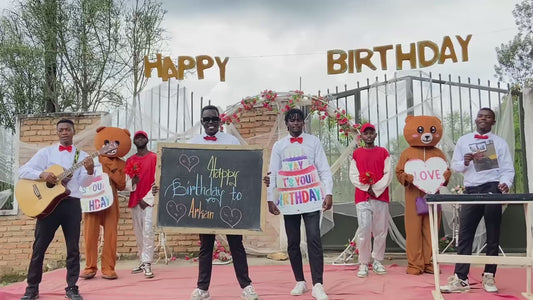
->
xmin=494 ymin=0 xmax=533 ymax=90
xmin=25 ymin=0 xmax=60 ymax=112
xmin=0 ymin=0 xmax=168 ymax=128
xmin=57 ymin=0 xmax=128 ymax=111
xmin=124 ymin=0 xmax=166 ymax=117
xmin=0 ymin=8 xmax=48 ymax=130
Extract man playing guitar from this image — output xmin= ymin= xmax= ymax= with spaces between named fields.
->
xmin=18 ymin=119 xmax=95 ymax=300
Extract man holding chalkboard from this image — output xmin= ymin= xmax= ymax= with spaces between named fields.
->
xmin=188 ymin=105 xmax=259 ymax=300
xmin=264 ymin=108 xmax=333 ymax=300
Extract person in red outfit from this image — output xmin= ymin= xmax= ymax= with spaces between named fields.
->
xmin=126 ymin=130 xmax=157 ymax=278
xmin=349 ymin=123 xmax=392 ymax=278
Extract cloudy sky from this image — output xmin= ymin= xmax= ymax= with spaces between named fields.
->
xmin=0 ymin=0 xmax=521 ymax=110
xmin=153 ymin=0 xmax=520 ymax=109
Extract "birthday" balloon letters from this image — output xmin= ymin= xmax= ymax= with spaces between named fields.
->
xmin=327 ymin=34 xmax=472 ymax=74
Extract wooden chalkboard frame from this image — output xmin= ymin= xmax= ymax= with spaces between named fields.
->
xmin=154 ymin=142 xmax=267 ymax=235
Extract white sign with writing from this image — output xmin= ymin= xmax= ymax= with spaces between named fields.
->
xmin=404 ymin=157 xmax=447 ymax=194
xmin=81 ymin=172 xmax=114 ymax=213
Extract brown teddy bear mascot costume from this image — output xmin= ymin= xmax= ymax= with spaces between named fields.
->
xmin=396 ymin=115 xmax=451 ymax=275
xmin=80 ymin=127 xmax=131 ymax=280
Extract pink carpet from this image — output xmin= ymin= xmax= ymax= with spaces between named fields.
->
xmin=0 ymin=264 xmax=530 ymax=299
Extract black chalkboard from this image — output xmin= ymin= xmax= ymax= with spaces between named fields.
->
xmin=154 ymin=143 xmax=267 ymax=235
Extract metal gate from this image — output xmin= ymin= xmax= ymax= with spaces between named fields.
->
xmin=320 ymin=71 xmax=527 ymax=252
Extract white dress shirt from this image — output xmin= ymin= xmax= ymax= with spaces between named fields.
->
xmin=451 ymin=131 xmax=514 ymax=188
xmin=18 ymin=144 xmax=94 ymax=198
xmin=267 ymin=133 xmax=333 ymax=204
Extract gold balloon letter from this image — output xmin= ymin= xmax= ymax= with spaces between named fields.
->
xmin=196 ymin=55 xmax=214 ymax=80
xmin=327 ymin=50 xmax=347 ymax=74
xmin=178 ymin=56 xmax=196 ymax=80
xmin=417 ymin=40 xmax=439 ymax=68
xmin=144 ymin=53 xmax=162 ymax=78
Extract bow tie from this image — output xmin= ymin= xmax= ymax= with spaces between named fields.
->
xmin=204 ymin=136 xmax=217 ymax=141
xmin=474 ymin=134 xmax=489 ymax=139
xmin=59 ymin=145 xmax=73 ymax=152
xmin=290 ymin=137 xmax=303 ymax=144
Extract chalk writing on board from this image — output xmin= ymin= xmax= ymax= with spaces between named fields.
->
xmin=179 ymin=154 xmax=199 ymax=172
xmin=156 ymin=143 xmax=266 ymax=234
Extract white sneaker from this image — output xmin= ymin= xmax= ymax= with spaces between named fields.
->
xmin=357 ymin=264 xmax=368 ymax=278
xmin=290 ymin=281 xmax=308 ymax=295
xmin=372 ymin=260 xmax=386 ymax=275
xmin=191 ymin=288 xmax=211 ymax=300
xmin=482 ymin=272 xmax=498 ymax=293
xmin=311 ymin=283 xmax=328 ymax=300
xmin=143 ymin=263 xmax=154 ymax=278
xmin=241 ymin=285 xmax=259 ymax=300
xmin=440 ymin=274 xmax=470 ymax=293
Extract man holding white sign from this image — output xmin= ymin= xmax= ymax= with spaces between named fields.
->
xmin=441 ymin=108 xmax=514 ymax=294
xmin=264 ymin=108 xmax=333 ymax=300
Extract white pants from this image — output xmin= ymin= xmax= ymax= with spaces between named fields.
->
xmin=131 ymin=204 xmax=155 ymax=264
xmin=356 ymin=200 xmax=389 ymax=264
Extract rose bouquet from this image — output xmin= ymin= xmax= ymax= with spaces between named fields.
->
xmin=124 ymin=161 xmax=140 ymax=178
xmin=359 ymin=171 xmax=376 ymax=185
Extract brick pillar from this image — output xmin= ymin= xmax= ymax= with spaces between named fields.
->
xmin=233 ymin=107 xmax=283 ymax=252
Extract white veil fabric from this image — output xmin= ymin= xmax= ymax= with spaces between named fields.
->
xmin=4 ymin=79 xmax=518 ymax=260
xmin=332 ymin=71 xmax=515 ymax=262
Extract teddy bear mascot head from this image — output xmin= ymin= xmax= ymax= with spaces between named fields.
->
xmin=93 ymin=126 xmax=131 ymax=193
xmin=395 ymin=115 xmax=451 ymax=275
xmin=80 ymin=126 xmax=131 ymax=280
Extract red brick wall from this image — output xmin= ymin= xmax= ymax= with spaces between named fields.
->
xmin=1 ymin=109 xmax=280 ymax=276
xmin=232 ymin=108 xmax=281 ymax=251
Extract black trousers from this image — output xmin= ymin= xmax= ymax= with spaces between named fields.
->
xmin=25 ymin=197 xmax=82 ymax=295
xmin=197 ymin=234 xmax=251 ymax=290
xmin=284 ymin=210 xmax=324 ymax=285
xmin=454 ymin=182 xmax=503 ymax=280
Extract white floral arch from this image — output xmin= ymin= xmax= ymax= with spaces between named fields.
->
xmin=194 ymin=90 xmax=408 ymax=262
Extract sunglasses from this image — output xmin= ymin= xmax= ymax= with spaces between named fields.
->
xmin=202 ymin=116 xmax=220 ymax=123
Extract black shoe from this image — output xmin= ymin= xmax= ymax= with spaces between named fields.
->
xmin=20 ymin=293 xmax=39 ymax=300
xmin=131 ymin=263 xmax=144 ymax=274
xmin=65 ymin=286 xmax=83 ymax=300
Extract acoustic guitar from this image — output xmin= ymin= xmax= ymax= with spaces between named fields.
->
xmin=15 ymin=144 xmax=117 ymax=218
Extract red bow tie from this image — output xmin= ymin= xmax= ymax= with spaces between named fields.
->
xmin=59 ymin=145 xmax=73 ymax=152
xmin=474 ymin=134 xmax=489 ymax=139
xmin=204 ymin=136 xmax=217 ymax=141
xmin=290 ymin=137 xmax=303 ymax=144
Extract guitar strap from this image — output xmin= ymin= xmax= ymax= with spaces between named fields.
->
xmin=74 ymin=148 xmax=80 ymax=164
xmin=68 ymin=148 xmax=80 ymax=179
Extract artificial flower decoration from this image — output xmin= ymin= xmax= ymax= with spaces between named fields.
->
xmin=310 ymin=97 xmax=329 ymax=120
xmin=213 ymin=239 xmax=232 ymax=262
xmin=239 ymin=96 xmax=259 ymax=111
xmin=450 ymin=185 xmax=465 ymax=194
xmin=359 ymin=171 xmax=376 ymax=185
xmin=219 ymin=90 xmax=363 ymax=145
xmin=348 ymin=240 xmax=359 ymax=254
xmin=439 ymin=236 xmax=456 ymax=252
xmin=124 ymin=161 xmax=140 ymax=177
xmin=261 ymin=89 xmax=277 ymax=111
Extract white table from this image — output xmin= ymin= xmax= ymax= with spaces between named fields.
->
xmin=426 ymin=193 xmax=533 ymax=300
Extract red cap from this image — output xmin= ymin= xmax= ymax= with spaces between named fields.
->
xmin=360 ymin=123 xmax=375 ymax=132
xmin=134 ymin=130 xmax=148 ymax=139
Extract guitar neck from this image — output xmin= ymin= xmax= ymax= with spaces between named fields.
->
xmin=57 ymin=151 xmax=99 ymax=182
